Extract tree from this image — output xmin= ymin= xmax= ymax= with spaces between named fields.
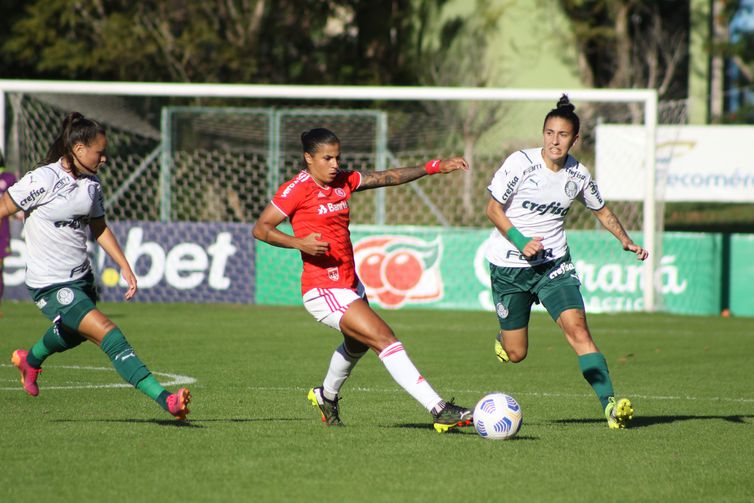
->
xmin=557 ymin=1 xmax=689 ymax=107
xmin=412 ymin=0 xmax=509 ymax=224
xmin=708 ymin=0 xmax=754 ymax=123
xmin=1 ymin=0 xmax=421 ymax=86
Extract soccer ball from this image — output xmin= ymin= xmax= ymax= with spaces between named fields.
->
xmin=473 ymin=392 xmax=523 ymax=440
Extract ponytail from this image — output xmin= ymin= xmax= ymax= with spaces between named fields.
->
xmin=41 ymin=112 xmax=106 ymax=170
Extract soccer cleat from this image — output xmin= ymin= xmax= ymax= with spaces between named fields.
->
xmin=605 ymin=397 xmax=633 ymax=429
xmin=432 ymin=399 xmax=473 ymax=433
xmin=494 ymin=334 xmax=510 ymax=363
xmin=166 ymin=388 xmax=191 ymax=420
xmin=307 ymin=386 xmax=343 ymax=426
xmin=11 ymin=349 xmax=42 ymax=397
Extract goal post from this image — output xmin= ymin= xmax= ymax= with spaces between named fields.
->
xmin=0 ymin=80 xmax=660 ymax=311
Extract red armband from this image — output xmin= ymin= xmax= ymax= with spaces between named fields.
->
xmin=424 ymin=159 xmax=441 ymax=175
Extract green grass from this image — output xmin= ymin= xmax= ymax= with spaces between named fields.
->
xmin=1 ymin=302 xmax=753 ymax=502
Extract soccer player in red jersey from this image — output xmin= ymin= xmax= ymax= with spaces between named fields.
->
xmin=253 ymin=128 xmax=472 ymax=432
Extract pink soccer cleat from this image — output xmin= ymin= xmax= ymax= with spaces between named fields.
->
xmin=166 ymin=388 xmax=191 ymax=420
xmin=11 ymin=349 xmax=42 ymax=397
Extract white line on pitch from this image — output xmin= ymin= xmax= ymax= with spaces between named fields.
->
xmin=0 ymin=364 xmax=196 ymax=391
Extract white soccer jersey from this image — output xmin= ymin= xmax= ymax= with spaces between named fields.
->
xmin=8 ymin=160 xmax=105 ymax=288
xmin=485 ymin=147 xmax=604 ymax=268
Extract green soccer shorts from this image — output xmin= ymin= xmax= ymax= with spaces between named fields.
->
xmin=489 ymin=253 xmax=585 ymax=330
xmin=28 ymin=273 xmax=98 ymax=330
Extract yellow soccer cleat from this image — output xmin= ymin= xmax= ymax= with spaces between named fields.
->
xmin=308 ymin=386 xmax=344 ymax=426
xmin=432 ymin=399 xmax=473 ymax=433
xmin=605 ymin=397 xmax=634 ymax=429
xmin=494 ymin=334 xmax=510 ymax=363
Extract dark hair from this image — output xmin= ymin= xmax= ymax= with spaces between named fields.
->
xmin=543 ymin=94 xmax=580 ymax=135
xmin=42 ymin=112 xmax=106 ymax=170
xmin=301 ymin=128 xmax=340 ymax=156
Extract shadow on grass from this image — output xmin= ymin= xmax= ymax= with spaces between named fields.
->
xmin=51 ymin=417 xmax=306 ymax=428
xmin=391 ymin=423 xmax=538 ymax=440
xmin=392 ymin=423 xmax=473 ymax=433
xmin=52 ymin=418 xmax=203 ymax=428
xmin=553 ymin=414 xmax=754 ymax=428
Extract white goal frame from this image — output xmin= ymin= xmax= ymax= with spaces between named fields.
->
xmin=0 ymin=80 xmax=658 ymax=311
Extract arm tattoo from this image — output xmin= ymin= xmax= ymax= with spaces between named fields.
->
xmin=600 ymin=207 xmax=629 ymax=241
xmin=357 ymin=166 xmax=426 ymax=191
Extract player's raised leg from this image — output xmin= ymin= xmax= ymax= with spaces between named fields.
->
xmin=78 ymin=309 xmax=191 ymax=420
xmin=340 ymin=300 xmax=473 ymax=432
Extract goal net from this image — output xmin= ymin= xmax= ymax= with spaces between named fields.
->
xmin=0 ymin=82 xmax=687 ymax=311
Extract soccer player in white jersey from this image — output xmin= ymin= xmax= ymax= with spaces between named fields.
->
xmin=253 ymin=128 xmax=473 ymax=432
xmin=485 ymin=95 xmax=648 ymax=429
xmin=0 ymin=112 xmax=190 ymax=420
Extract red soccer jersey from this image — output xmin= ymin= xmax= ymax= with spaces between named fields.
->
xmin=271 ymin=169 xmax=362 ymax=294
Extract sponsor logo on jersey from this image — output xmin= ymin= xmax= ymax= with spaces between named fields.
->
xmin=54 ymin=215 xmax=89 ymax=230
xmin=20 ymin=187 xmax=45 ymax=206
xmin=588 ymin=181 xmax=603 ymax=204
xmin=564 ymin=181 xmax=578 ymax=198
xmin=317 ymin=200 xmax=349 ymax=215
xmin=548 ymin=261 xmax=576 ymax=280
xmin=280 ymin=172 xmax=309 ymax=198
xmin=327 ymin=267 xmax=340 ymax=281
xmin=70 ymin=260 xmax=91 ymax=278
xmin=501 ymin=176 xmax=520 ymax=202
xmin=523 ymin=164 xmax=542 ymax=175
xmin=56 ymin=288 xmax=75 ymax=306
xmin=35 ymin=298 xmax=48 ymax=309
xmin=52 ymin=179 xmax=67 ymax=193
xmin=565 ymin=167 xmax=587 ymax=181
xmin=496 ymin=302 xmax=509 ymax=319
xmin=505 ymin=248 xmax=554 ymax=262
xmin=317 ymin=191 xmax=327 ymax=199
xmin=88 ymin=184 xmax=97 ymax=201
xmin=521 ymin=200 xmax=569 ymax=216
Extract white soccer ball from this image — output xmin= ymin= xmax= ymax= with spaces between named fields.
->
xmin=473 ymin=392 xmax=523 ymax=440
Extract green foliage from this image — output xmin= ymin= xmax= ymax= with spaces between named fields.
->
xmin=556 ymin=0 xmax=689 ymax=98
xmin=2 ymin=303 xmax=754 ymax=501
xmin=1 ymin=0 xmax=419 ymax=85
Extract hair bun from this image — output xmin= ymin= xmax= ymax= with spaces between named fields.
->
xmin=556 ymin=94 xmax=575 ymax=113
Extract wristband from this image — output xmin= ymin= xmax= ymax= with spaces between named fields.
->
xmin=507 ymin=227 xmax=530 ymax=252
xmin=424 ymin=159 xmax=441 ymax=175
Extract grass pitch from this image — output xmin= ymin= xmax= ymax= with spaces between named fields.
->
xmin=1 ymin=302 xmax=753 ymax=502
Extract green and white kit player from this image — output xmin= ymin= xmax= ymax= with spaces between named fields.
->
xmin=484 ymin=95 xmax=648 ymax=429
xmin=0 ymin=112 xmax=190 ymax=420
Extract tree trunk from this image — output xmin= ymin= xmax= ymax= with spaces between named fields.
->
xmin=709 ymin=0 xmax=727 ymax=122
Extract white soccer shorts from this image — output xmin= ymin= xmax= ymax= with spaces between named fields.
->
xmin=302 ymin=281 xmax=367 ymax=331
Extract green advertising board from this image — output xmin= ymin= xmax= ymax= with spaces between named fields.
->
xmin=729 ymin=234 xmax=754 ymax=316
xmin=256 ymin=226 xmax=722 ymax=316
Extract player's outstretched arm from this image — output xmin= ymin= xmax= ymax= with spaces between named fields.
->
xmin=592 ymin=206 xmax=648 ymax=261
xmin=252 ymin=203 xmax=330 ymax=256
xmin=90 ymin=217 xmax=138 ymax=300
xmin=356 ymin=157 xmax=469 ymax=191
